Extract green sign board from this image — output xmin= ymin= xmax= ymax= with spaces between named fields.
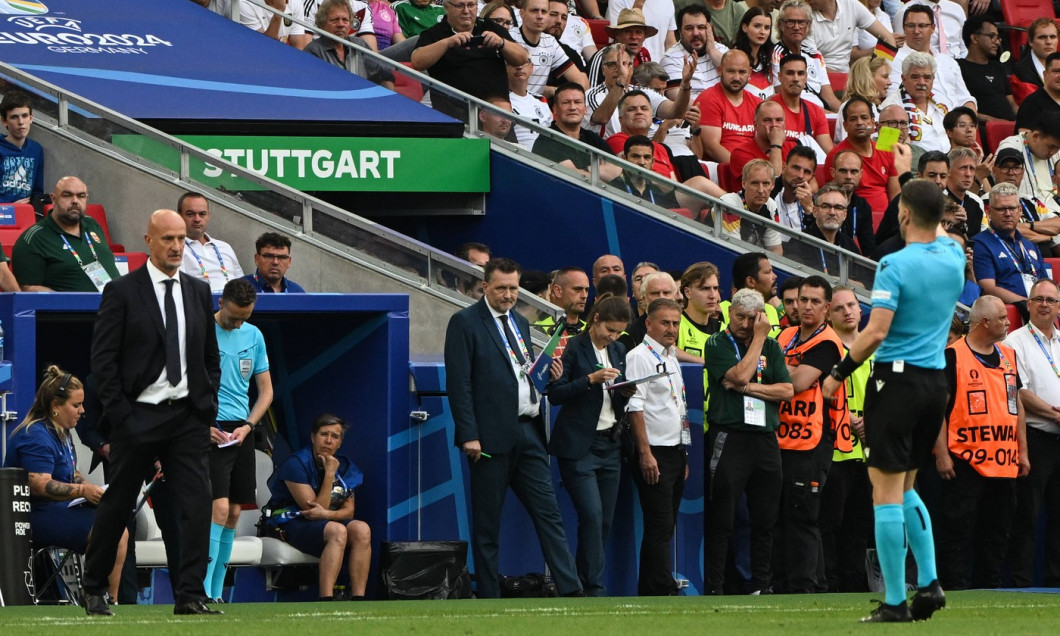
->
xmin=112 ymin=135 xmax=490 ymax=192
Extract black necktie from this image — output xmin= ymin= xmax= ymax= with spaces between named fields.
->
xmin=500 ymin=314 xmax=538 ymax=403
xmin=499 ymin=314 xmax=526 ymax=364
xmin=163 ymin=279 xmax=180 ymax=386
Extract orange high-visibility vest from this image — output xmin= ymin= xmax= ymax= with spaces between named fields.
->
xmin=947 ymin=339 xmax=1020 ymax=478
xmin=777 ymin=325 xmax=852 ymax=452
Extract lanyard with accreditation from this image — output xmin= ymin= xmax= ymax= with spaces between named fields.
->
xmin=726 ymin=330 xmax=768 ymax=427
xmin=61 ymin=232 xmax=111 ymax=292
xmin=643 ymin=339 xmax=691 ymax=446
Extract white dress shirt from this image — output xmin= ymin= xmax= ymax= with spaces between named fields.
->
xmin=1005 ymin=323 xmax=1060 ymax=434
xmin=487 ymin=304 xmax=539 ymax=418
xmin=892 ymin=0 xmax=967 ymax=60
xmin=804 ymin=0 xmax=877 ymax=73
xmin=138 ymin=260 xmax=190 ymax=404
xmin=626 ymin=334 xmax=685 ymax=446
xmin=889 ymin=44 xmax=975 ymax=111
xmin=181 ymin=234 xmax=245 ymax=294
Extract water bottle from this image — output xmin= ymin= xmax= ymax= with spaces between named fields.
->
xmin=0 ymin=319 xmax=5 ymax=361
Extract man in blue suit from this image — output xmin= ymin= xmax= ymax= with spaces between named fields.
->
xmin=444 ymin=257 xmax=583 ymax=598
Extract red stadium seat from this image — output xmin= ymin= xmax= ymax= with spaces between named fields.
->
xmin=828 ymin=72 xmax=848 ymax=98
xmin=815 ymin=165 xmax=830 ymax=187
xmin=84 ymin=204 xmax=124 ymax=252
xmin=1006 ymin=304 xmax=1024 ymax=332
xmin=0 ymin=203 xmax=37 ymax=230
xmin=113 ymin=252 xmax=148 ymax=275
xmin=717 ymin=163 xmax=738 ymax=192
xmin=394 ymin=62 xmax=424 ymax=103
xmin=0 ymin=228 xmax=20 ymax=252
xmin=1011 ymin=74 xmax=1038 ymax=106
xmin=984 ymin=120 xmax=1016 ymax=155
xmin=670 ymin=207 xmax=694 ymax=220
xmin=1000 ymin=0 xmax=1057 ymax=61
xmin=1045 ymin=257 xmax=1060 ymax=281
xmin=587 ymin=19 xmax=610 ymax=50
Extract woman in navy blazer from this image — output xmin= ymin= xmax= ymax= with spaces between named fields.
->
xmin=547 ymin=294 xmax=633 ymax=596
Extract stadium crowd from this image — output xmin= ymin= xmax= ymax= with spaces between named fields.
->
xmin=2 ymin=0 xmax=1060 ymax=611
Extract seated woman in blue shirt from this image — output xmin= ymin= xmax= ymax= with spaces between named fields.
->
xmin=264 ymin=414 xmax=370 ymax=600
xmin=2 ymin=366 xmax=128 ymax=601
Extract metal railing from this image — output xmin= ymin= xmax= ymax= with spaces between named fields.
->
xmin=0 ymin=59 xmax=564 ymax=335
xmin=239 ymin=0 xmax=879 ymax=291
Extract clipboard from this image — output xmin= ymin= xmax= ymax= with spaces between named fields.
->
xmin=606 ymin=371 xmax=668 ymax=390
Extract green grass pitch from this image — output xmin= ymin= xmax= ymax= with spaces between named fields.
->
xmin=2 ymin=591 xmax=1059 ymax=635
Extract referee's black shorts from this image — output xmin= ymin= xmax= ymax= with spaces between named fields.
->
xmin=864 ymin=362 xmax=948 ymax=473
xmin=208 ymin=420 xmax=257 ymax=504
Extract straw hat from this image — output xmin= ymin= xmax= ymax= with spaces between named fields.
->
xmin=605 ymin=8 xmax=659 ymax=38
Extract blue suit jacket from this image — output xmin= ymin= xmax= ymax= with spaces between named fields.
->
xmin=546 ymin=331 xmax=627 ymax=460
xmin=444 ymin=297 xmax=538 ymax=454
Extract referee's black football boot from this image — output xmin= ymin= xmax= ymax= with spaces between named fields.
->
xmin=860 ymin=600 xmax=912 ymax=623
xmin=909 ymin=580 xmax=946 ymax=621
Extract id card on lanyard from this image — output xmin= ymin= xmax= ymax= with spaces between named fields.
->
xmin=644 ymin=340 xmax=691 ymax=445
xmin=726 ymin=331 xmax=767 ymax=427
xmin=61 ymin=233 xmax=111 ymax=292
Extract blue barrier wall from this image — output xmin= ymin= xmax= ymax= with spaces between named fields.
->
xmin=397 ymin=360 xmax=707 ymax=596
xmin=0 ymin=292 xmax=409 ymax=600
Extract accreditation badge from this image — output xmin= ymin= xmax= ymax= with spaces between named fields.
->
xmin=239 ymin=358 xmax=253 ymax=380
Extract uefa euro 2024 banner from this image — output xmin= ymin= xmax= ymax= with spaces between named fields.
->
xmin=0 ymin=0 xmax=451 ymax=124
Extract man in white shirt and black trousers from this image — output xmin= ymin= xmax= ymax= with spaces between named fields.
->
xmin=626 ymin=297 xmax=688 ymax=596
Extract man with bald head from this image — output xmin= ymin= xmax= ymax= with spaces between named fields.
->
xmin=592 ymin=254 xmax=625 ymax=290
xmin=83 ymin=209 xmax=221 ymax=617
xmin=12 ymin=176 xmax=120 ymax=292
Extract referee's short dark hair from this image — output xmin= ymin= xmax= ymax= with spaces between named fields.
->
xmin=900 ymin=178 xmax=947 ymax=228
xmin=484 ymin=257 xmax=521 ymax=282
xmin=221 ymin=278 xmax=257 ymax=308
xmin=1033 ymin=111 xmax=1060 ymax=142
xmin=255 ymin=232 xmax=292 ymax=254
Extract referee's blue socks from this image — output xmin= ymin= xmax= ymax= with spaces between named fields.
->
xmin=903 ymin=489 xmax=938 ymax=588
xmin=212 ymin=526 xmax=236 ymax=601
xmin=205 ymin=522 xmax=224 ymax=599
xmin=874 ymin=504 xmax=907 ymax=606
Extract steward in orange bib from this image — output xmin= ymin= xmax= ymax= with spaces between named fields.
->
xmin=935 ymin=296 xmax=1030 ymax=591
xmin=773 ymin=275 xmax=846 ymax=593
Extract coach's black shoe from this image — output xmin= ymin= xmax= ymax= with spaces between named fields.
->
xmin=860 ymin=600 xmax=912 ymax=623
xmin=174 ymin=600 xmax=224 ymax=615
xmin=85 ymin=593 xmax=113 ymax=616
xmin=910 ymin=580 xmax=946 ymax=621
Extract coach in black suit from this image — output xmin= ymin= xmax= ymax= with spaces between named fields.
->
xmin=82 ymin=209 xmax=221 ymax=616
xmin=547 ymin=293 xmax=632 ymax=596
xmin=444 ymin=258 xmax=582 ymax=598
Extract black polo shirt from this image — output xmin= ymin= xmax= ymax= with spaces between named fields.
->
xmin=532 ymin=123 xmax=614 ymax=170
xmin=1015 ymin=88 xmax=1060 ymax=133
xmin=415 ymin=17 xmax=514 ymax=100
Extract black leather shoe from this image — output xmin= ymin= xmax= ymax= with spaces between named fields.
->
xmin=174 ymin=600 xmax=224 ymax=615
xmin=910 ymin=580 xmax=946 ymax=621
xmin=85 ymin=593 xmax=113 ymax=616
xmin=561 ymin=589 xmax=587 ymax=598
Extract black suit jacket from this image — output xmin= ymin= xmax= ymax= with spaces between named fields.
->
xmin=1015 ymin=55 xmax=1044 ymax=89
xmin=91 ymin=266 xmax=220 ymax=427
xmin=546 ymin=331 xmax=627 ymax=460
xmin=445 ymin=297 xmax=538 ymax=454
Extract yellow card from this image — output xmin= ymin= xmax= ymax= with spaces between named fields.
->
xmin=875 ymin=126 xmax=900 ymax=152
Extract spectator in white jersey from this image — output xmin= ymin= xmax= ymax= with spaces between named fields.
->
xmin=508 ymin=0 xmax=588 ymax=99
xmin=507 ymin=59 xmax=554 ymax=149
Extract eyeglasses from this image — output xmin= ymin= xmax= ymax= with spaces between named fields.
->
xmin=1030 ymin=296 xmax=1060 ymax=305
xmin=991 ymin=206 xmax=1021 ymax=215
xmin=258 ymin=252 xmax=291 ymax=262
xmin=904 ymin=22 xmax=933 ymax=31
xmin=782 ymin=19 xmax=808 ymax=27
xmin=490 ymin=17 xmax=513 ymax=27
xmin=974 ymin=31 xmax=1001 ymax=41
xmin=448 ymin=1 xmax=477 ymax=11
xmin=817 ymin=203 xmax=847 ymax=212
xmin=880 ymin=120 xmax=910 ymax=129
xmin=998 ymin=163 xmax=1024 ymax=172
xmin=952 ymin=122 xmax=977 ymax=130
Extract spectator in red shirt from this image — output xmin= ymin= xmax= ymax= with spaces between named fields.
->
xmin=770 ymin=53 xmax=833 ymax=162
xmin=696 ymin=49 xmax=762 ymax=164
xmin=728 ymin=100 xmax=796 ymax=184
xmin=823 ymin=96 xmax=910 ymax=212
